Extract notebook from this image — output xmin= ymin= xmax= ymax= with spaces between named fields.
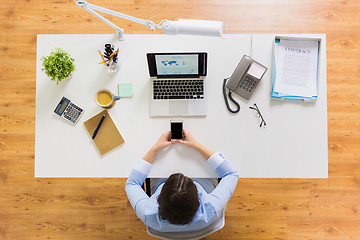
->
xmin=146 ymin=52 xmax=208 ymax=116
xmin=83 ymin=110 xmax=124 ymax=155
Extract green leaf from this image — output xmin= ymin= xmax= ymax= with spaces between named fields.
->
xmin=41 ymin=47 xmax=76 ymax=84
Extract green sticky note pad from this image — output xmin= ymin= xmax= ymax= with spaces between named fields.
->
xmin=118 ymin=83 xmax=133 ymax=97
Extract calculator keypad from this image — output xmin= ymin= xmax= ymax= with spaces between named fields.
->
xmin=63 ymin=103 xmax=83 ymax=124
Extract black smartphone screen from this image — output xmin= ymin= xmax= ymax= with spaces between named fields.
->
xmin=171 ymin=122 xmax=183 ymax=139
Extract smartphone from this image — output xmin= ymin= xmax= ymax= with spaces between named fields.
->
xmin=170 ymin=119 xmax=183 ymax=140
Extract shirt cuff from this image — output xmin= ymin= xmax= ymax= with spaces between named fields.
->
xmin=134 ymin=159 xmax=152 ymax=175
xmin=207 ymin=152 xmax=225 ymax=170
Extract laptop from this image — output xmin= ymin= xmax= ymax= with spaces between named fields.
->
xmin=147 ymin=52 xmax=208 ymax=117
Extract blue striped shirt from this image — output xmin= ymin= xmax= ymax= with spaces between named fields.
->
xmin=125 ymin=152 xmax=239 ymax=232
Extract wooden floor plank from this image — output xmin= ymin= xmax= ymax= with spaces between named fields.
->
xmin=1 ymin=0 xmax=360 ymax=239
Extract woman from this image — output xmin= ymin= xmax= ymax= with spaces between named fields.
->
xmin=125 ymin=129 xmax=238 ymax=232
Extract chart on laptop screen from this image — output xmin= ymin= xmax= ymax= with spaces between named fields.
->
xmin=155 ymin=54 xmax=198 ymax=75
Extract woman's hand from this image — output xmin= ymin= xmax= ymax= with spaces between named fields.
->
xmin=177 ymin=129 xmax=214 ymax=160
xmin=153 ymin=131 xmax=174 ymax=151
xmin=143 ymin=131 xmax=175 ymax=164
xmin=176 ymin=129 xmax=200 ymax=149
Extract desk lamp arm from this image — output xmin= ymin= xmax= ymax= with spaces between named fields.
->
xmin=75 ymin=0 xmax=158 ymax=40
xmin=75 ymin=0 xmax=225 ymax=40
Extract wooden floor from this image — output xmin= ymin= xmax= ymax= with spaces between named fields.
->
xmin=1 ymin=0 xmax=359 ymax=239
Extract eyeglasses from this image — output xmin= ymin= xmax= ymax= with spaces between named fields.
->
xmin=249 ymin=103 xmax=266 ymax=127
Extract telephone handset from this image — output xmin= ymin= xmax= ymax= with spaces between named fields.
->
xmin=223 ymin=55 xmax=267 ymax=113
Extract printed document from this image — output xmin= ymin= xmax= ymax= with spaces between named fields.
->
xmin=274 ymin=39 xmax=319 ymax=97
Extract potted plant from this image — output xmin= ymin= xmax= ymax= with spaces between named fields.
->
xmin=41 ymin=47 xmax=76 ymax=84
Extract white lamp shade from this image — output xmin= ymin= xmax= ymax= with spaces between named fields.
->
xmin=161 ymin=19 xmax=224 ymax=37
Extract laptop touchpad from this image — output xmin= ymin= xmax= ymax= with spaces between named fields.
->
xmin=169 ymin=101 xmax=189 ymax=115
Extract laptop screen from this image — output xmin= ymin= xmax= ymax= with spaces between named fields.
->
xmin=155 ymin=54 xmax=198 ymax=75
xmin=147 ymin=52 xmax=207 ymax=78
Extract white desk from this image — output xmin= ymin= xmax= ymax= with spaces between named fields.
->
xmin=35 ymin=34 xmax=327 ymax=178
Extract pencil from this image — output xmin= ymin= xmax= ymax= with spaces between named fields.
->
xmin=98 ymin=59 xmax=109 ymax=64
xmin=98 ymin=50 xmax=106 ymax=65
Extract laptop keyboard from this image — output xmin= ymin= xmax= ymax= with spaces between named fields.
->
xmin=153 ymin=79 xmax=204 ymax=100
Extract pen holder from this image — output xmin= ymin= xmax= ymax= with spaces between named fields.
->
xmin=107 ymin=59 xmax=120 ymax=72
xmin=98 ymin=44 xmax=120 ymax=73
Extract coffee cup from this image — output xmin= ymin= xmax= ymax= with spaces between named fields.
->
xmin=95 ymin=89 xmax=120 ymax=108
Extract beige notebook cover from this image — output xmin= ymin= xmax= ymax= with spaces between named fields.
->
xmin=84 ymin=110 xmax=124 ymax=155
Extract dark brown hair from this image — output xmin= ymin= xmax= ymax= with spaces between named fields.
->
xmin=157 ymin=173 xmax=200 ymax=225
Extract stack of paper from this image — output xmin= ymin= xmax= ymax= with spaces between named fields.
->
xmin=272 ymin=37 xmax=320 ymax=101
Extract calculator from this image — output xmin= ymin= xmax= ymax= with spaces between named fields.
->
xmin=54 ymin=97 xmax=84 ymax=125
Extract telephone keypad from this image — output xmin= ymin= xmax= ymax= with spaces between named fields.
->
xmin=240 ymin=74 xmax=257 ymax=92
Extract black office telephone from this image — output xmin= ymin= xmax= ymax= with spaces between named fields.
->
xmin=223 ymin=55 xmax=267 ymax=113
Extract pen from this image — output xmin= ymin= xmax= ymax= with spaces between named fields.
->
xmin=92 ymin=114 xmax=106 ymax=139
